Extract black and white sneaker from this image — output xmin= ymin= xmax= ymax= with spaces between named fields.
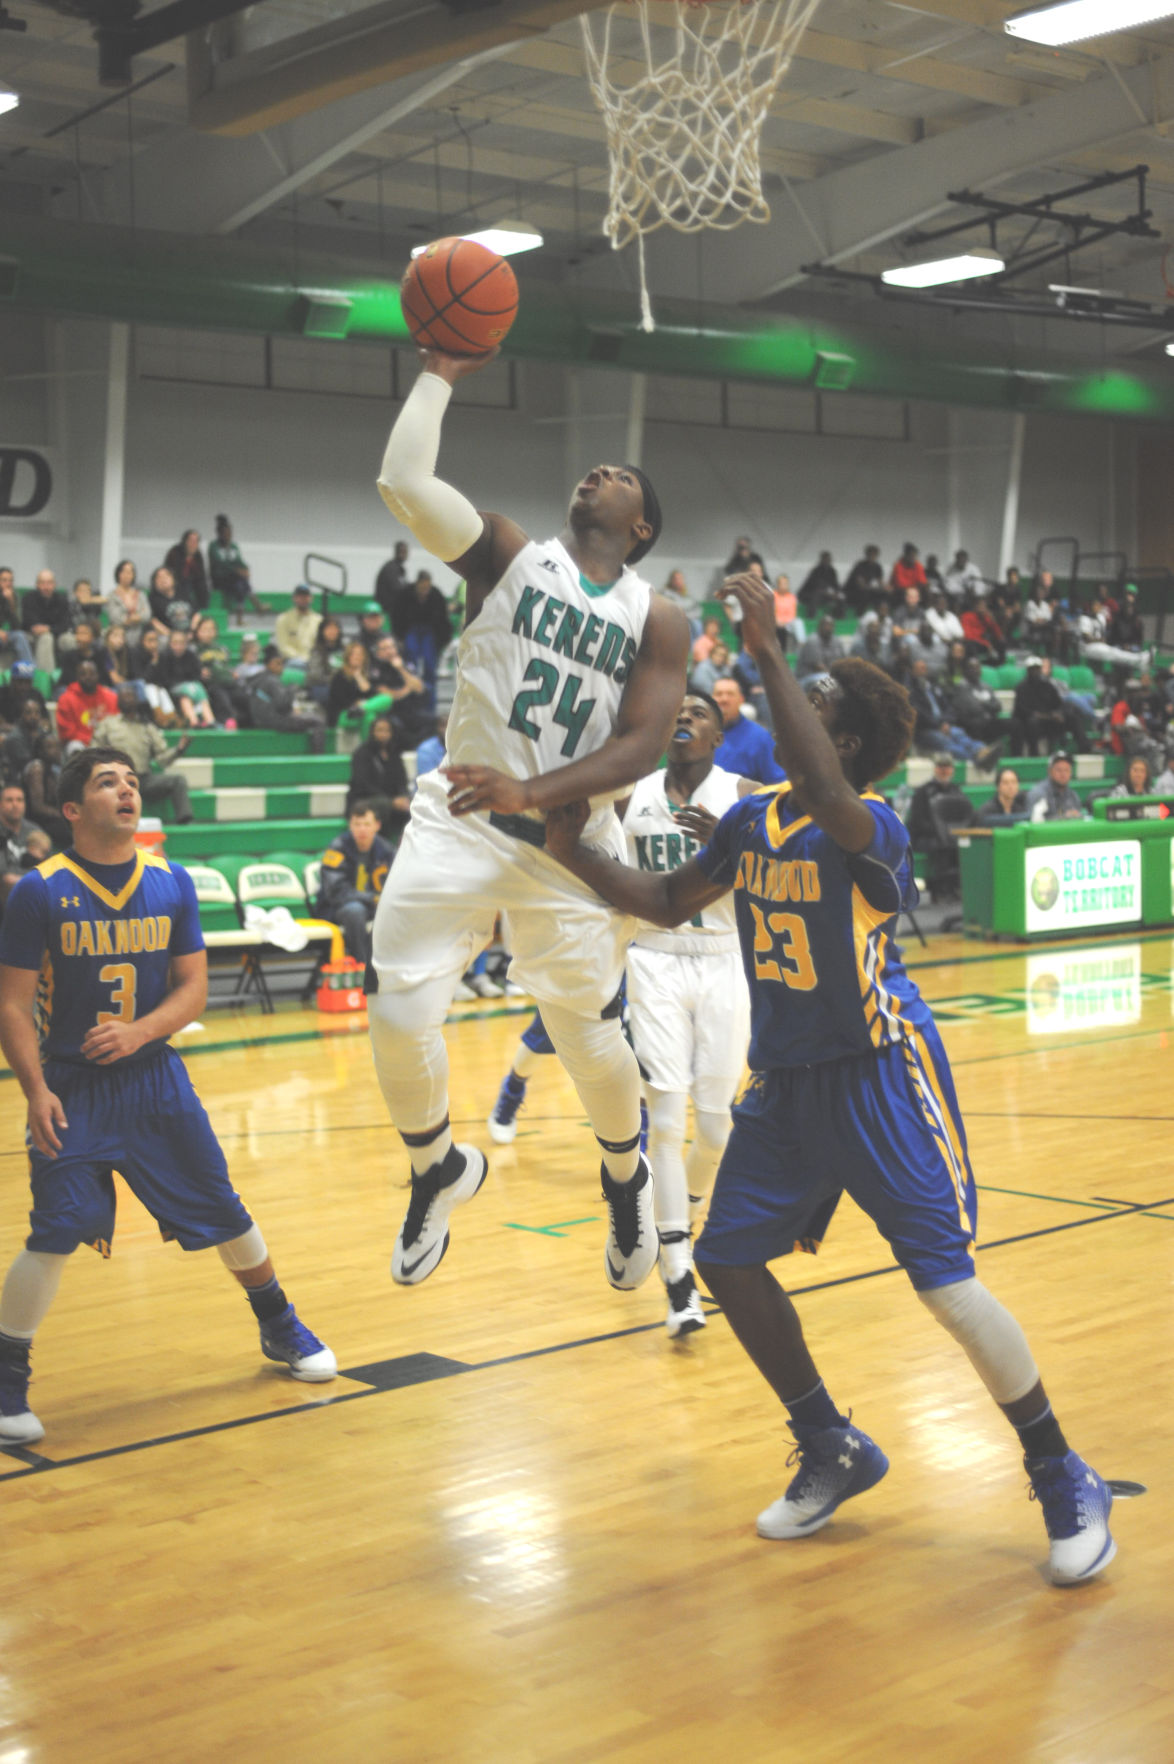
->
xmin=601 ymin=1156 xmax=658 ymax=1290
xmin=664 ymin=1269 xmax=707 ymax=1338
xmin=392 ymin=1143 xmax=489 ymax=1285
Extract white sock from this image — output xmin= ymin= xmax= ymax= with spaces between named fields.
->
xmin=512 ymin=1042 xmax=543 ymax=1081
xmin=686 ymin=1107 xmax=730 ymax=1206
xmin=0 ymin=1249 xmax=69 ymax=1338
xmin=646 ymin=1086 xmax=690 ymax=1266
xmin=541 ymin=1001 xmax=643 ymax=1183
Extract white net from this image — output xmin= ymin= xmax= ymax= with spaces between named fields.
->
xmin=581 ymin=0 xmax=823 ymax=328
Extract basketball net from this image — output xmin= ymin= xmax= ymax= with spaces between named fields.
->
xmin=581 ymin=0 xmax=822 ymax=330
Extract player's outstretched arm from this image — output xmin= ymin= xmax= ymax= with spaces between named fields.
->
xmin=79 ymin=951 xmax=209 ymax=1067
xmin=445 ymin=596 xmax=690 ymax=817
xmin=544 ymin=801 xmax=727 ymax=927
xmin=727 ymin=572 xmax=876 ymax=854
xmin=0 ymin=965 xmax=68 ymax=1156
xmin=376 ymin=350 xmax=528 ymax=609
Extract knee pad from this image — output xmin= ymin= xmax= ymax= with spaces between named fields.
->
xmin=645 ymin=1088 xmax=688 ymax=1148
xmin=540 ymin=1003 xmax=632 ymax=1090
xmin=692 ymin=1108 xmax=729 ymax=1151
xmin=216 ymin=1225 xmax=268 ymax=1272
xmin=917 ymin=1279 xmax=1039 ymax=1405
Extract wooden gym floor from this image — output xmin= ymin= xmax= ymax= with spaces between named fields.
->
xmin=1 ymin=932 xmax=1171 ymax=1764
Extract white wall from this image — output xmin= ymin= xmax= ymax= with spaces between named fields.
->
xmin=0 ymin=318 xmax=1140 ymax=599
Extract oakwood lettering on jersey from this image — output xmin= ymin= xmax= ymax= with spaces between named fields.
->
xmin=59 ymin=916 xmax=172 ymax=957
xmin=631 ymin=831 xmax=702 ymax=873
xmin=510 ymin=586 xmax=637 ymax=685
xmin=734 ymin=851 xmax=822 ymax=903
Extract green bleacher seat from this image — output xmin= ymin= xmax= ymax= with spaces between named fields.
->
xmin=164 ymin=818 xmax=344 ymax=860
xmin=33 ymin=668 xmax=54 ymax=699
xmin=979 ymin=666 xmax=1001 ymax=689
xmin=1050 ymin=663 xmax=1070 ymax=684
xmin=183 ymin=861 xmax=242 ymax=932
xmin=302 ymin=857 xmax=323 ymax=905
xmin=233 ymin=857 xmax=308 ymax=914
xmin=1069 ymin=665 xmax=1097 ymax=691
xmin=998 ymin=664 xmax=1024 ymax=689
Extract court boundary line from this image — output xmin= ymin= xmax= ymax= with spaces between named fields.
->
xmin=2 ymin=1192 xmax=1167 ymax=1486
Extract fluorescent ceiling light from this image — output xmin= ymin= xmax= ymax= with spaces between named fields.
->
xmin=1165 ymin=342 xmax=1174 ymax=356
xmin=881 ymin=250 xmax=1005 ymax=289
xmin=0 ymin=84 xmax=18 ymax=118
xmin=411 ymin=223 xmax=543 ymax=259
xmin=1005 ymin=0 xmax=1174 ymax=47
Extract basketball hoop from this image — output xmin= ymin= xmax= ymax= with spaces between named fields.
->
xmin=581 ymin=0 xmax=823 ymax=330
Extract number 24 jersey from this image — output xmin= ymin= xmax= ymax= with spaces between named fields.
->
xmin=696 ymin=782 xmax=933 ymax=1070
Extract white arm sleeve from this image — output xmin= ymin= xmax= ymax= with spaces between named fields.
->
xmin=376 ymin=372 xmax=485 ymax=564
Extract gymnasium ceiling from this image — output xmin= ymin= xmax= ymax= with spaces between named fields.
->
xmin=5 ymin=0 xmax=1174 ymax=362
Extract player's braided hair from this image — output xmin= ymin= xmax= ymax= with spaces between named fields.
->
xmin=828 ymin=658 xmax=915 ymax=788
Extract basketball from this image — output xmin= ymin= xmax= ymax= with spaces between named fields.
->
xmin=400 ymin=236 xmax=519 ymax=356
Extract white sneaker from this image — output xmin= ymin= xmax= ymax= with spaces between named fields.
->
xmin=451 ymin=980 xmax=476 ymax=1002
xmin=504 ymin=979 xmax=527 ymax=997
xmin=259 ymin=1305 xmax=338 ymax=1383
xmin=468 ymin=973 xmax=504 ymax=998
xmin=392 ymin=1144 xmax=489 ymax=1285
xmin=1027 ymin=1451 xmax=1116 ymax=1584
xmin=0 ymin=1404 xmax=44 ymax=1446
xmin=601 ymin=1156 xmax=658 ymax=1290
xmin=757 ymin=1423 xmax=889 ymax=1539
xmin=664 ymin=1269 xmax=706 ymax=1338
xmin=0 ymin=1337 xmax=44 ymax=1444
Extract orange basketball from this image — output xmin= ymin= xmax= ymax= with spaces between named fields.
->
xmin=400 ymin=236 xmax=519 ymax=356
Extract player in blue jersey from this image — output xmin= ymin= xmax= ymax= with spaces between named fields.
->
xmin=0 ymin=746 xmax=335 ymax=1447
xmin=543 ymin=576 xmax=1115 ymax=1587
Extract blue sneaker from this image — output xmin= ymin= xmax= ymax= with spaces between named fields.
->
xmin=488 ymin=1072 xmax=526 ymax=1144
xmin=0 ymin=1335 xmax=44 ymax=1445
xmin=259 ymin=1305 xmax=337 ymax=1383
xmin=757 ymin=1421 xmax=889 ymax=1539
xmin=1027 ymin=1451 xmax=1116 ymax=1584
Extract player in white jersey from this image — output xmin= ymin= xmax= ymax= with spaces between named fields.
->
xmin=370 ymin=347 xmax=690 ymax=1291
xmin=621 ymin=690 xmax=754 ymax=1337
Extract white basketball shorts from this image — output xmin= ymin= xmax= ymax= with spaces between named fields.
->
xmin=625 ymin=941 xmax=750 ymax=1111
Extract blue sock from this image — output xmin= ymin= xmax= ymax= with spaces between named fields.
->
xmin=784 ymin=1380 xmax=845 ymax=1433
xmin=504 ymin=1071 xmax=525 ymax=1095
xmin=245 ymin=1276 xmax=289 ymax=1325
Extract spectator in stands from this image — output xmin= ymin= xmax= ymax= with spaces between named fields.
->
xmin=797 ymin=552 xmax=839 ymax=613
xmin=106 ymin=560 xmax=151 ymax=648
xmin=886 ymin=641 xmax=913 ymax=689
xmin=390 ymin=569 xmax=453 ymax=706
xmin=1078 ymin=593 xmax=1145 ymax=671
xmin=21 ymin=730 xmax=68 ymax=848
xmin=100 ymin=623 xmax=133 ymax=690
xmin=94 ymin=687 xmax=195 ymax=823
xmin=908 ymin=619 xmax=948 ymax=679
xmin=1110 ymin=755 xmax=1155 ymax=799
xmin=0 ymin=576 xmax=33 ymax=670
xmin=926 ymin=588 xmax=963 ymax=648
xmin=905 ymin=755 xmax=971 ymax=901
xmin=59 ymin=578 xmax=105 ymax=655
xmin=1040 ymin=656 xmax=1098 ymax=751
xmin=989 ymin=582 xmax=1022 ymax=647
xmin=157 ymin=628 xmax=214 ymax=727
xmin=414 ymin=713 xmax=447 ymax=778
xmin=375 ymin=539 xmax=411 ymax=622
xmin=843 ymin=544 xmax=884 ymax=613
xmin=1108 ymin=681 xmax=1164 ymax=773
xmin=56 ymin=622 xmax=111 ymax=690
xmin=208 ymin=515 xmax=265 ymax=621
xmin=772 ymin=572 xmax=804 ymax=652
xmin=55 ymin=659 xmax=116 ymax=754
xmin=347 ymin=713 xmax=411 ymax=838
xmin=1027 ymin=752 xmax=1085 ymax=821
xmin=960 ymin=588 xmax=1006 ymax=665
xmin=849 ymin=620 xmax=890 ymax=669
xmin=944 ymin=549 xmax=985 ymax=600
xmin=691 ymin=639 xmax=734 ymax=695
xmin=948 ymin=656 xmax=1003 ymax=745
xmin=249 ymin=645 xmax=326 ymax=751
xmin=1010 ymin=658 xmax=1067 ymax=757
xmin=889 ymin=542 xmax=926 ymax=598
xmin=130 ymin=626 xmax=176 ymax=724
xmin=192 ymin=615 xmax=239 ymax=726
xmin=0 ymin=783 xmax=40 ymax=909
xmin=1022 ymin=578 xmax=1055 ymax=653
xmin=367 ymin=634 xmax=432 ymax=747
xmin=1107 ymin=584 xmax=1146 ymax=655
xmin=274 ymin=584 xmax=321 ymax=669
xmin=315 ymin=801 xmax=394 ymax=963
xmin=1153 ymin=753 xmax=1174 ymax=794
xmin=796 ymin=615 xmax=847 ymax=683
xmin=978 ymin=766 xmax=1028 ymax=825
xmin=357 ymin=601 xmax=387 ymax=659
xmin=924 ymin=554 xmax=945 ymax=594
xmin=148 ymin=565 xmax=194 ymax=636
xmin=658 ymin=568 xmax=699 ymax=632
xmin=857 ymin=595 xmax=895 ymax=649
xmin=710 ymin=677 xmax=784 ymax=785
xmin=20 ymin=569 xmax=70 ymax=673
xmin=907 ymin=657 xmax=998 ymax=768
xmin=1003 ymin=565 xmax=1022 ymax=597
xmin=326 ymin=640 xmax=377 ymax=728
xmin=942 ymin=639 xmax=969 ymax=689
xmin=732 ymin=644 xmax=772 ymax=728
xmin=724 ymin=536 xmax=766 ymax=578
xmin=304 ymin=615 xmax=345 ymax=706
xmin=163 ymin=529 xmax=209 ymax=613
xmin=2 ymin=696 xmax=48 ymax=785
xmin=233 ymin=636 xmax=264 ymax=689
xmin=692 ymin=615 xmax=723 ymax=665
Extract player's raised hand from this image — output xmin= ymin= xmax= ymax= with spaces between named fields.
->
xmin=418 ymin=346 xmax=500 ymax=384
xmin=443 ymin=763 xmax=531 ymax=817
xmin=722 ymin=571 xmax=779 ymax=661
xmin=673 ymin=804 xmax=719 ymax=844
xmin=81 ymin=1019 xmax=147 ymax=1066
xmin=27 ymin=1086 xmax=68 ymax=1157
xmin=544 ymin=800 xmax=590 ymax=861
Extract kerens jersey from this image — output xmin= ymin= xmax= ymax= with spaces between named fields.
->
xmin=696 ymin=782 xmax=932 ymax=1068
xmin=446 ymin=538 xmax=651 ymax=841
xmin=624 ymin=764 xmax=742 ymax=954
xmin=0 ymin=848 xmax=204 ymax=1065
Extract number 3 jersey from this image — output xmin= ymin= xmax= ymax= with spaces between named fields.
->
xmin=0 ymin=848 xmax=204 ymax=1065
xmin=695 ymin=782 xmax=933 ymax=1069
xmin=446 ymin=538 xmax=651 ymax=840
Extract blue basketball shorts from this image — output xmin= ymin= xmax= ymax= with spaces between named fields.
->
xmin=27 ymin=1048 xmax=253 ymax=1257
xmin=697 ymin=1025 xmax=977 ymax=1292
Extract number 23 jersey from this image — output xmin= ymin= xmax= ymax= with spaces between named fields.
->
xmin=696 ymin=782 xmax=932 ymax=1069
xmin=446 ymin=537 xmax=651 ymax=840
xmin=0 ymin=849 xmax=204 ymax=1065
